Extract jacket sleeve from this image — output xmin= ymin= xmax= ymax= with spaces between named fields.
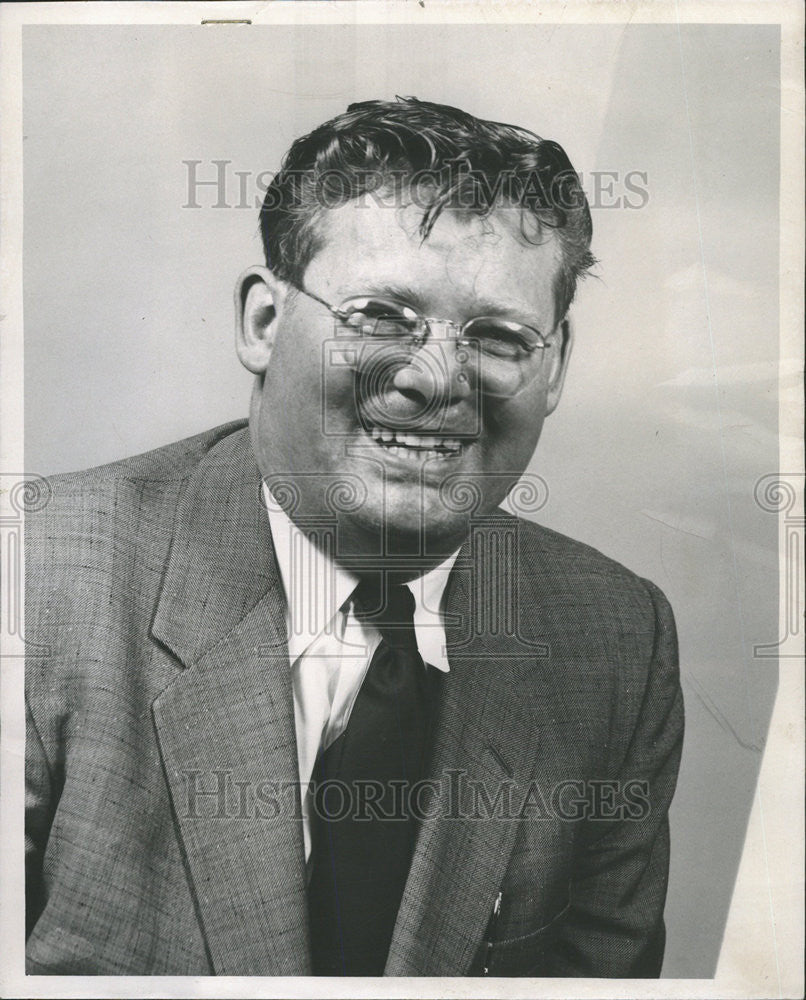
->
xmin=26 ymin=696 xmax=55 ymax=938
xmin=548 ymin=579 xmax=685 ymax=977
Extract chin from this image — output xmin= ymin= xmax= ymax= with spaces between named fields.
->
xmin=373 ymin=491 xmax=471 ymax=557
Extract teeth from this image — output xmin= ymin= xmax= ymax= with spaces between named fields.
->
xmin=367 ymin=426 xmax=464 ymax=453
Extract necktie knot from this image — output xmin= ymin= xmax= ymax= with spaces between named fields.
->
xmin=352 ymin=577 xmax=418 ymax=651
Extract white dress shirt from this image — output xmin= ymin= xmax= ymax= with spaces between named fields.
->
xmin=262 ymin=484 xmax=458 ymax=861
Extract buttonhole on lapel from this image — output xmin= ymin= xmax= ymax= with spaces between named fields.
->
xmin=486 ymin=743 xmax=513 ymax=778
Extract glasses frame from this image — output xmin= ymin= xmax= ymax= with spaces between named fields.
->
xmin=290 ymin=281 xmax=548 ymax=351
xmin=286 ymin=279 xmax=554 ymax=398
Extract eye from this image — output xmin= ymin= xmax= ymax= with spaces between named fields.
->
xmin=464 ymin=319 xmax=542 ymax=358
xmin=339 ymin=297 xmax=421 ymax=338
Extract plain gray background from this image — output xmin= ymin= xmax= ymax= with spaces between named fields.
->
xmin=23 ymin=23 xmax=781 ymax=977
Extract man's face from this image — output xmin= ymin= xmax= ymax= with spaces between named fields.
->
xmin=238 ymin=198 xmax=571 ymax=561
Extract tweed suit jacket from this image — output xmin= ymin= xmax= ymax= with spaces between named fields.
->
xmin=25 ymin=420 xmax=684 ymax=977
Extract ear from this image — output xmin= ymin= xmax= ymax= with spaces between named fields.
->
xmin=544 ymin=316 xmax=574 ymax=415
xmin=234 ymin=266 xmax=288 ymax=374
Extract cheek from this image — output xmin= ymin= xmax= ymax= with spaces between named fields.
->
xmin=271 ymin=327 xmax=321 ymax=385
xmin=483 ymin=394 xmax=547 ymax=462
xmin=263 ymin=346 xmax=363 ymax=447
xmin=266 ymin=327 xmax=337 ymax=403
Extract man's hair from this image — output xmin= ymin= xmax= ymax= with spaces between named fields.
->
xmin=260 ymin=96 xmax=595 ymax=322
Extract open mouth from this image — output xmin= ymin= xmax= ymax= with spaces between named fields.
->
xmin=364 ymin=424 xmax=465 ymax=460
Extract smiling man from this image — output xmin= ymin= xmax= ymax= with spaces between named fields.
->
xmin=239 ymin=188 xmax=567 ymax=561
xmin=25 ymin=98 xmax=684 ymax=977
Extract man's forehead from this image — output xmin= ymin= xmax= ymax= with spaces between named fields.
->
xmin=315 ymin=197 xmax=547 ymax=248
xmin=307 ymin=198 xmax=561 ymax=306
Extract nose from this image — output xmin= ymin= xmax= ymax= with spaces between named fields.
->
xmin=390 ymin=330 xmax=473 ymax=406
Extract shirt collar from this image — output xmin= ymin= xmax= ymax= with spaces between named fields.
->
xmin=408 ymin=552 xmax=459 ymax=672
xmin=262 ymin=483 xmax=457 ymax=672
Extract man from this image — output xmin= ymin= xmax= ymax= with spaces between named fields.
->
xmin=25 ymin=97 xmax=684 ymax=976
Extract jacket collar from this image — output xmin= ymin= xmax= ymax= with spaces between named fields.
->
xmin=151 ymin=426 xmax=278 ymax=668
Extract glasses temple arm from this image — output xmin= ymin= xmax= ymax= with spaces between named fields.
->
xmin=289 ymin=281 xmax=347 ymax=319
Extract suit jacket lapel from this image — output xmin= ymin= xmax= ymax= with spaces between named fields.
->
xmin=150 ymin=429 xmax=310 ymax=974
xmin=386 ymin=524 xmax=559 ymax=976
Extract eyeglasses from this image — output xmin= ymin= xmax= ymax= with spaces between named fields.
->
xmin=288 ymin=281 xmax=551 ymax=398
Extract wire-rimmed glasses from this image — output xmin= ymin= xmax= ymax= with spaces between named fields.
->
xmin=290 ymin=282 xmax=550 ymax=398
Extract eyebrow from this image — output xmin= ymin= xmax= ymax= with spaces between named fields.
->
xmin=342 ymin=282 xmax=429 ymax=311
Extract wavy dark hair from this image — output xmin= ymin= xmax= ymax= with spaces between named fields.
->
xmin=260 ymin=97 xmax=595 ymax=322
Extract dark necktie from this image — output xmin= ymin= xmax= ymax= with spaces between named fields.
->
xmin=307 ymin=576 xmax=436 ymax=976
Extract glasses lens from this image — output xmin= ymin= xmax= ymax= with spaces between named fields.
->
xmin=462 ymin=318 xmax=546 ymax=397
xmin=463 ymin=318 xmax=543 ymax=357
xmin=339 ymin=297 xmax=422 ymax=340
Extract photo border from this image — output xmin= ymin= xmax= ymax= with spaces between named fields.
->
xmin=1 ymin=2 xmax=802 ymax=997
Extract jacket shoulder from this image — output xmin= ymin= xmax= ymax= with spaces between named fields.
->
xmin=40 ymin=419 xmax=248 ymax=497
xmin=518 ymin=516 xmax=646 ymax=578
xmin=24 ymin=420 xmax=250 ymax=605
xmin=506 ymin=513 xmax=674 ymax=629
